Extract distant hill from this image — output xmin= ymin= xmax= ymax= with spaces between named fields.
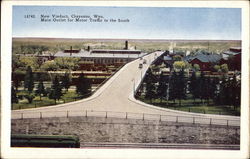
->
xmin=13 ymin=37 xmax=241 ymax=43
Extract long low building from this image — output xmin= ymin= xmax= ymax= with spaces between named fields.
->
xmin=53 ymin=49 xmax=147 ymax=64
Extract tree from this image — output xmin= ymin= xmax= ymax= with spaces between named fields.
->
xmin=214 ymin=65 xmax=220 ymax=72
xmin=24 ymin=94 xmax=35 ymax=104
xmin=218 ymin=76 xmax=230 ymax=105
xmin=189 ymin=71 xmax=199 ymax=103
xmin=144 ymin=69 xmax=156 ymax=103
xmin=221 ymin=64 xmax=229 ymax=74
xmin=35 ymin=80 xmax=45 ymax=100
xmin=61 ymin=72 xmax=71 ymax=92
xmin=173 ymin=61 xmax=186 ymax=70
xmin=234 ymin=77 xmax=241 ymax=109
xmin=193 ymin=64 xmax=200 ymax=72
xmin=203 ymin=76 xmax=216 ymax=105
xmin=54 ymin=57 xmax=80 ymax=70
xmin=12 ymin=54 xmax=24 ymax=71
xmin=173 ymin=55 xmax=182 ymax=61
xmin=227 ymin=55 xmax=241 ymax=71
xmin=229 ymin=75 xmax=241 ymax=110
xmin=40 ymin=60 xmax=59 ymax=71
xmin=76 ymin=73 xmax=92 ymax=97
xmin=151 ymin=65 xmax=160 ymax=74
xmin=156 ymin=72 xmax=168 ymax=103
xmin=24 ymin=66 xmax=34 ymax=93
xmin=19 ymin=56 xmax=39 ymax=70
xmin=38 ymin=45 xmax=49 ymax=55
xmin=11 ymin=86 xmax=18 ymax=104
xmin=208 ymin=77 xmax=218 ymax=104
xmin=12 ymin=73 xmax=21 ymax=91
xmin=49 ymin=76 xmax=63 ymax=104
xmin=44 ymin=87 xmax=51 ymax=97
xmin=175 ymin=69 xmax=186 ymax=106
xmin=198 ymin=71 xmax=206 ymax=103
xmin=168 ymin=71 xmax=178 ymax=103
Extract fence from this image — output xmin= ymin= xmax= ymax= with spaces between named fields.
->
xmin=12 ymin=109 xmax=240 ymax=127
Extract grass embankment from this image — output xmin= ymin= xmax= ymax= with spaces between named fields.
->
xmin=137 ymin=96 xmax=240 ymax=116
xmin=12 ymin=90 xmax=80 ymax=110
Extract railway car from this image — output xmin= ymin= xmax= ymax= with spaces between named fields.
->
xmin=11 ymin=134 xmax=80 ymax=148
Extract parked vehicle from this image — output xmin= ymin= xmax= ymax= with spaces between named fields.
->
xmin=139 ymin=63 xmax=143 ymax=69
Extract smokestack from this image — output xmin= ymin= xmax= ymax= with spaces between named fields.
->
xmin=87 ymin=46 xmax=90 ymax=52
xmin=70 ymin=46 xmax=72 ymax=56
xmin=125 ymin=40 xmax=128 ymax=50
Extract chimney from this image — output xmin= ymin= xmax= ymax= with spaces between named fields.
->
xmin=70 ymin=46 xmax=72 ymax=56
xmin=125 ymin=40 xmax=128 ymax=50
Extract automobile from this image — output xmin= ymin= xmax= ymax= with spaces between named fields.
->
xmin=139 ymin=63 xmax=143 ymax=69
xmin=143 ymin=59 xmax=147 ymax=64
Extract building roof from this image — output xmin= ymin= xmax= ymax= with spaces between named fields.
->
xmin=186 ymin=54 xmax=221 ymax=63
xmin=229 ymin=47 xmax=241 ymax=51
xmin=223 ymin=51 xmax=240 ymax=56
xmin=222 ymin=47 xmax=241 ymax=60
xmin=163 ymin=55 xmax=172 ymax=61
xmin=91 ymin=49 xmax=141 ymax=54
xmin=35 ymin=52 xmax=54 ymax=56
xmin=64 ymin=49 xmax=80 ymax=53
xmin=54 ymin=49 xmax=147 ymax=59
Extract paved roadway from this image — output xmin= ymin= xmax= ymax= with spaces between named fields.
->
xmin=12 ymin=51 xmax=240 ymax=126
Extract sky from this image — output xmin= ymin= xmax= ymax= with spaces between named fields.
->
xmin=12 ymin=6 xmax=241 ymax=40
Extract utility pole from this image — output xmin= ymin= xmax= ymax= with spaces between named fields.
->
xmin=207 ymin=41 xmax=210 ymax=53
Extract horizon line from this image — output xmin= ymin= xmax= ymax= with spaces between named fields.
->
xmin=12 ymin=37 xmax=242 ymax=41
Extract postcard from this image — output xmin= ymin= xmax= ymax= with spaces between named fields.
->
xmin=1 ymin=1 xmax=249 ymax=159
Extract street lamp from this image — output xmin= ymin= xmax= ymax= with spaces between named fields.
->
xmin=139 ymin=64 xmax=143 ymax=80
xmin=132 ymin=78 xmax=135 ymax=95
xmin=166 ymin=83 xmax=169 ymax=106
xmin=141 ymin=69 xmax=143 ymax=80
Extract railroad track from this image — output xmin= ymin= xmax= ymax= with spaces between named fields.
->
xmin=80 ymin=143 xmax=240 ymax=150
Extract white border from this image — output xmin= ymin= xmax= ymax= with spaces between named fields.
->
xmin=1 ymin=1 xmax=249 ymax=159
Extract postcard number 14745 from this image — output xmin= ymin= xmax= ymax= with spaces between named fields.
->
xmin=24 ymin=15 xmax=36 ymax=18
